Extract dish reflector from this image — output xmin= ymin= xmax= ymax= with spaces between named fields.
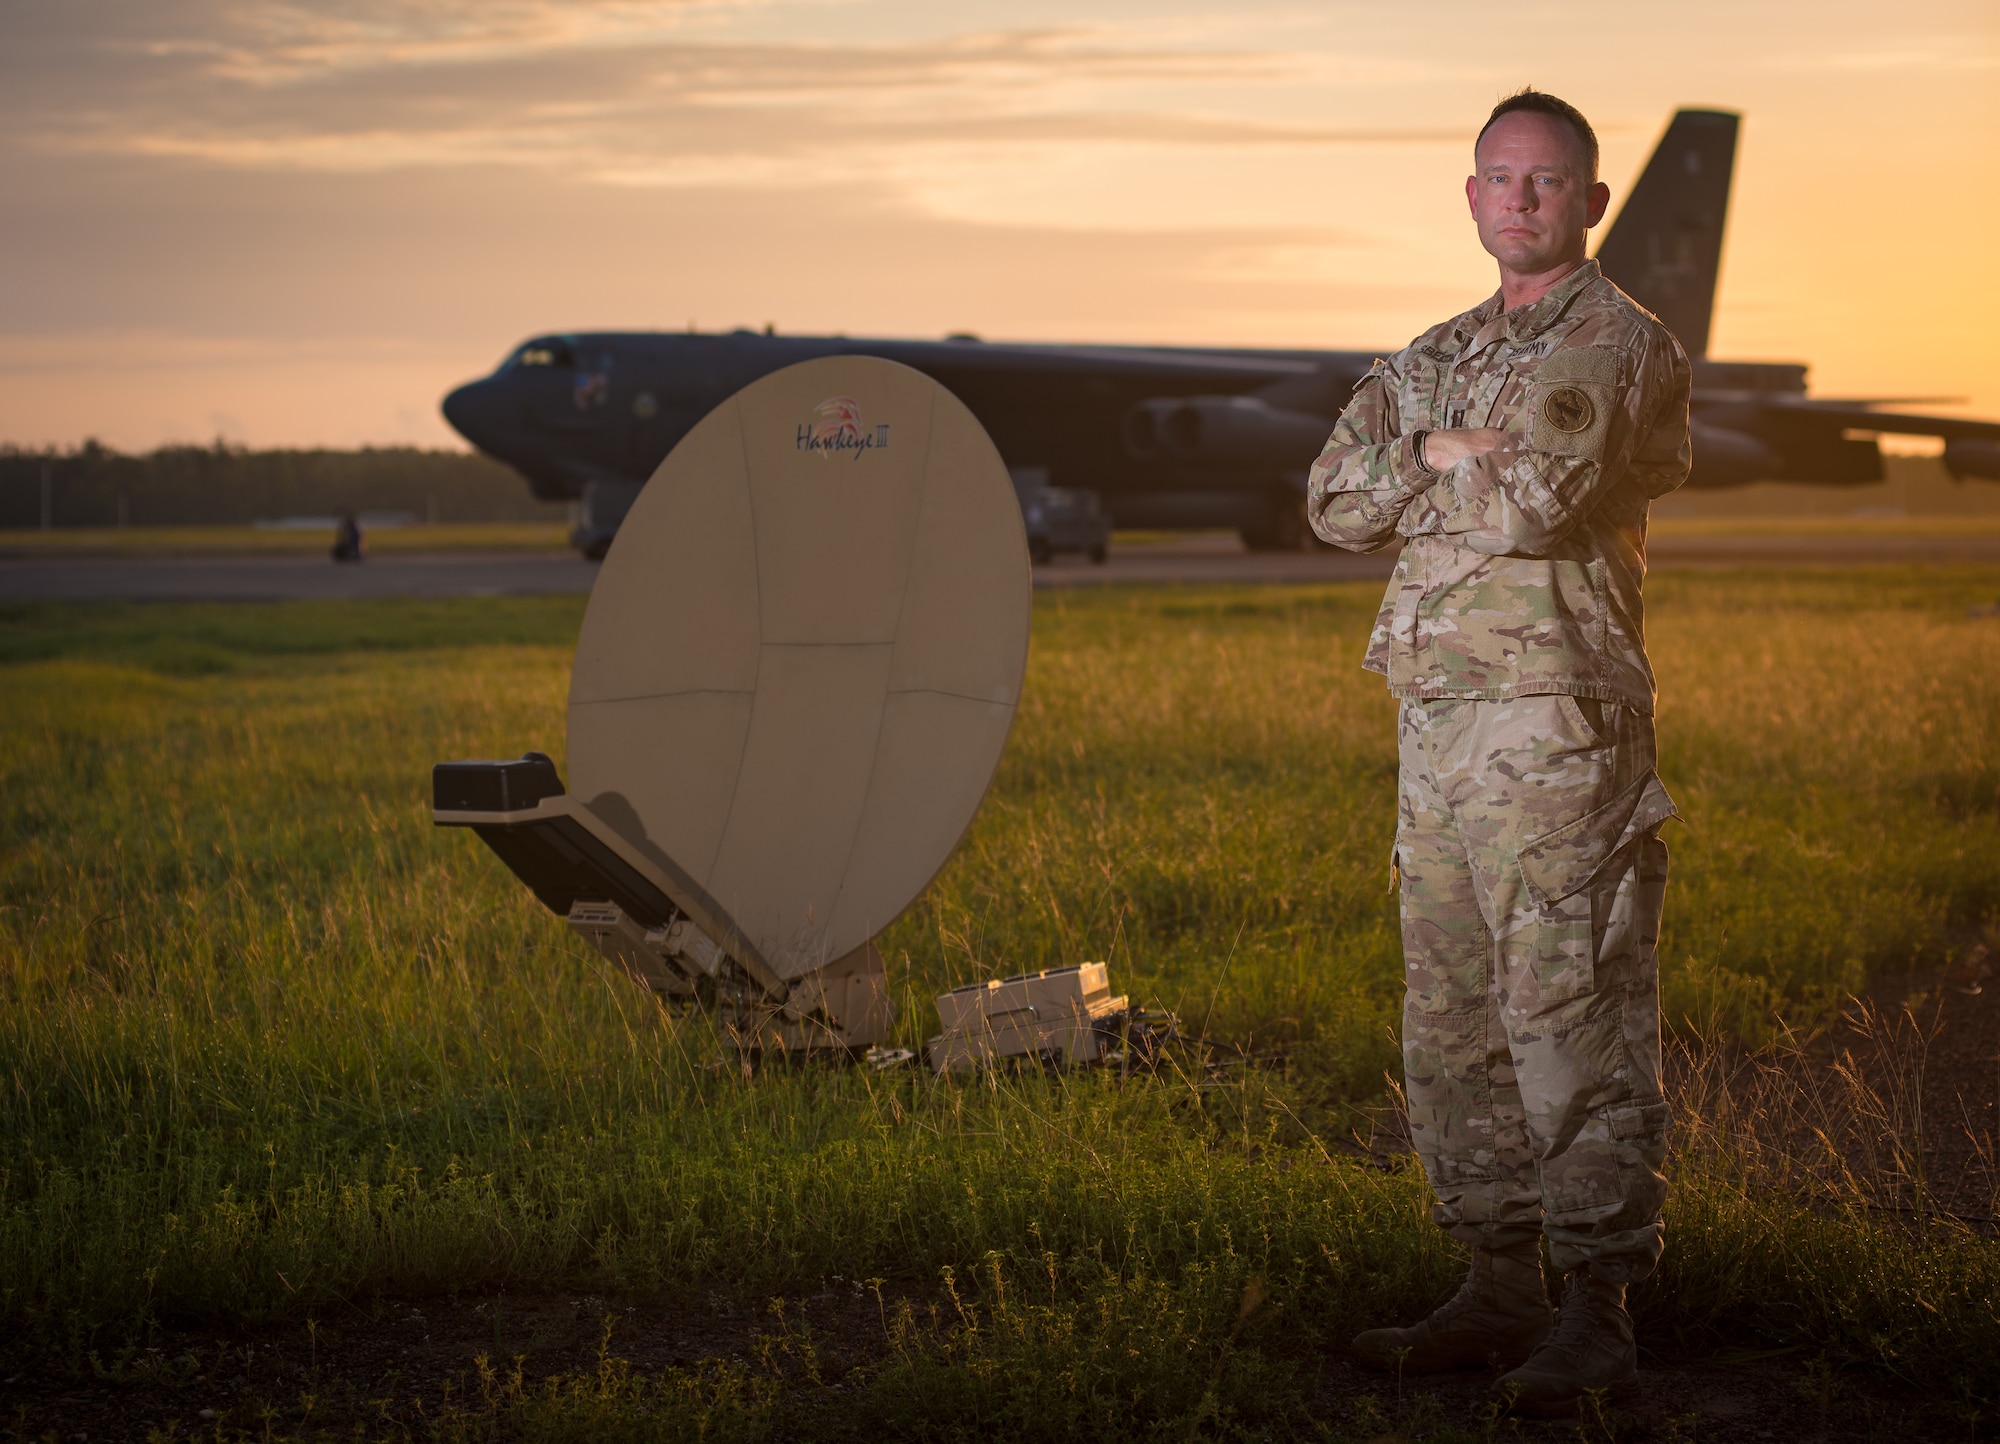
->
xmin=566 ymin=356 xmax=1030 ymax=982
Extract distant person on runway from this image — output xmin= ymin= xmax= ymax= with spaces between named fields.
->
xmin=331 ymin=512 xmax=365 ymax=563
xmin=1307 ymin=88 xmax=1691 ymax=1416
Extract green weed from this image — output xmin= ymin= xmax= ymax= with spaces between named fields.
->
xmin=2 ymin=570 xmax=1998 ymax=1420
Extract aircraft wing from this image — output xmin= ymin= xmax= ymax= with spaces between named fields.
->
xmin=443 ymin=103 xmax=2000 ymax=534
xmin=1686 ymin=393 xmax=2000 ymax=487
xmin=1732 ymin=398 xmax=2000 ymax=443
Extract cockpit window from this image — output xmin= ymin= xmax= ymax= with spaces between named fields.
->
xmin=514 ymin=339 xmax=576 ymax=369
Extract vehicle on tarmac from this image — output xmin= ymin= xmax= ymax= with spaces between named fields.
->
xmin=1013 ymin=468 xmax=1111 ymax=566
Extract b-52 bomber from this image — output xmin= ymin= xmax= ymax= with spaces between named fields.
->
xmin=441 ymin=109 xmax=2000 ymax=558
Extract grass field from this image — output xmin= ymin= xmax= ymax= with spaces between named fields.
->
xmin=8 ymin=514 xmax=2000 ymax=560
xmin=3 ymin=570 xmax=2000 ymax=1438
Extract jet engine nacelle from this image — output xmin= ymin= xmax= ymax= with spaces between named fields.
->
xmin=1944 ymin=439 xmax=2000 ymax=482
xmin=1686 ymin=420 xmax=1783 ymax=488
xmin=1124 ymin=395 xmax=1331 ymax=468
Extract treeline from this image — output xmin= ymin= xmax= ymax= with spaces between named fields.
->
xmin=0 ymin=441 xmax=565 ymax=528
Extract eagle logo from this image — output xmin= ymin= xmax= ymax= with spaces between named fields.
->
xmin=811 ymin=396 xmax=865 ymax=448
xmin=1541 ymin=386 xmax=1594 ymax=434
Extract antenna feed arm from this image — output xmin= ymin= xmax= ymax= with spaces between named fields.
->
xmin=431 ymin=756 xmax=893 ymax=1052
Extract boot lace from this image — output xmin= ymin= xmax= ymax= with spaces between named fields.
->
xmin=1426 ymin=1268 xmax=1486 ymax=1328
xmin=1541 ymin=1273 xmax=1608 ymax=1358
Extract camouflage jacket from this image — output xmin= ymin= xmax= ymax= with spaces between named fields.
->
xmin=1307 ymin=260 xmax=1691 ymax=713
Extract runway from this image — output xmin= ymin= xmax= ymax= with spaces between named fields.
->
xmin=0 ymin=551 xmax=601 ymax=603
xmin=1036 ymin=527 xmax=2000 ymax=585
xmin=3 ymin=530 xmax=1999 ymax=604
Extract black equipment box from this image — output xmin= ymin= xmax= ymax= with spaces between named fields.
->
xmin=432 ymin=753 xmax=565 ymax=814
xmin=431 ymin=755 xmax=681 ymax=930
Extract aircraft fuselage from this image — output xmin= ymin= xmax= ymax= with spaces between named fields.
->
xmin=444 ymin=329 xmax=1378 ymax=544
xmin=443 ymin=109 xmax=2000 ymax=555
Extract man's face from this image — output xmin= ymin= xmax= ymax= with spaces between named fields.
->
xmin=1466 ymin=112 xmax=1610 ymax=275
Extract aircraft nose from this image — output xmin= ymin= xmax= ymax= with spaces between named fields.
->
xmin=441 ymin=378 xmax=505 ymax=450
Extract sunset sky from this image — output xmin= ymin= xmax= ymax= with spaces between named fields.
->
xmin=3 ymin=0 xmax=1996 ymax=451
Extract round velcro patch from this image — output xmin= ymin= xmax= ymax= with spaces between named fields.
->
xmin=1541 ymin=386 xmax=1594 ymax=434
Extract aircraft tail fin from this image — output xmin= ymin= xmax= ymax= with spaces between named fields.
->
xmin=1593 ymin=109 xmax=1739 ymax=357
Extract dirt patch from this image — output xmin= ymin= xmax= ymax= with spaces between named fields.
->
xmin=1873 ymin=945 xmax=2000 ymax=1223
xmin=1310 ymin=1348 xmax=1944 ymax=1442
xmin=1 ymin=1285 xmax=894 ymax=1441
xmin=0 ymin=1288 xmax=1955 ymax=1442
xmin=1665 ymin=944 xmax=2000 ymax=1230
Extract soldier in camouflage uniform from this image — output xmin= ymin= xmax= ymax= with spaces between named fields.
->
xmin=1308 ymin=90 xmax=1690 ymax=1416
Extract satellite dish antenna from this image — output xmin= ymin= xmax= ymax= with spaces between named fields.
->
xmin=433 ymin=357 xmax=1031 ymax=1053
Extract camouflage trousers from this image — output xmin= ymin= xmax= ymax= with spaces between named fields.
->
xmin=1395 ymin=694 xmax=1676 ymax=1284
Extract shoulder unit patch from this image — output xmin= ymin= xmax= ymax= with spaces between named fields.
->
xmin=1525 ymin=344 xmax=1623 ymax=459
xmin=1541 ymin=386 xmax=1595 ymax=434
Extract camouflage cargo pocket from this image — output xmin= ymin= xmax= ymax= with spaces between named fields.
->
xmin=1528 ymin=896 xmax=1596 ymax=1005
xmin=1541 ymin=1097 xmax=1673 ymax=1221
xmin=1402 ymin=1003 xmax=1493 ymax=1179
xmin=1604 ymin=1098 xmax=1673 ymax=1142
xmin=1517 ymin=770 xmax=1678 ymax=1003
xmin=1399 ymin=348 xmax=1452 ymax=425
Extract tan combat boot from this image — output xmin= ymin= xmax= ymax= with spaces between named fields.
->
xmin=1493 ymin=1268 xmax=1638 ymax=1416
xmin=1352 ymin=1246 xmax=1552 ymax=1373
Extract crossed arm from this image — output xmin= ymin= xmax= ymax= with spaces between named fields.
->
xmin=1422 ymin=428 xmax=1510 ymax=470
xmin=1306 ymin=340 xmax=1682 ymax=558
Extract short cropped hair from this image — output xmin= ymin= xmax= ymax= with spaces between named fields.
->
xmin=1475 ymin=88 xmax=1599 ymax=182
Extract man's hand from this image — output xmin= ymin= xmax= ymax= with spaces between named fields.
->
xmin=1422 ymin=427 xmax=1511 ymax=470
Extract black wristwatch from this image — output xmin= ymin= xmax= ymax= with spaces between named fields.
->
xmin=1411 ymin=430 xmax=1438 ymax=476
